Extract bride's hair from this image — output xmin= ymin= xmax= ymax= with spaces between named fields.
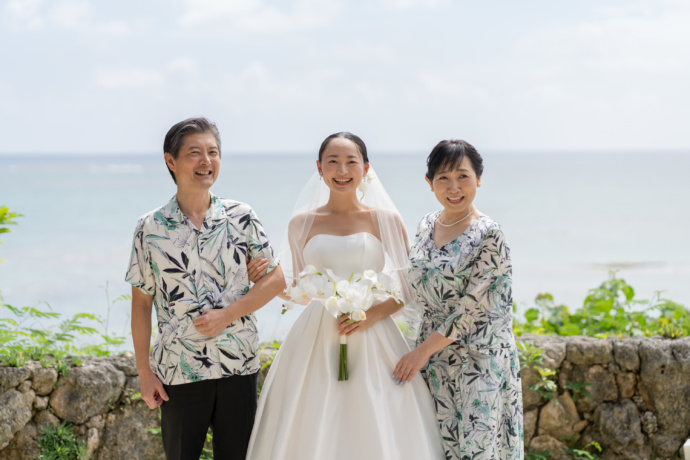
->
xmin=318 ymin=132 xmax=369 ymax=164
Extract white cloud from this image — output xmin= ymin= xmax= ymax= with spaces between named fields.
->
xmin=382 ymin=0 xmax=442 ymax=10
xmin=98 ymin=21 xmax=129 ymax=37
xmin=167 ymin=57 xmax=198 ymax=75
xmin=5 ymin=0 xmax=44 ymax=29
xmin=95 ymin=68 xmax=165 ymax=90
xmin=221 ymin=63 xmax=343 ymax=107
xmin=178 ymin=0 xmax=339 ymax=33
xmin=50 ymin=0 xmax=92 ymax=29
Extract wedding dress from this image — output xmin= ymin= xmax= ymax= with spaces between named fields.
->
xmin=246 ymin=232 xmax=444 ymax=460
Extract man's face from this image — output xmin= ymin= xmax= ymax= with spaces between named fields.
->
xmin=165 ymin=132 xmax=220 ymax=191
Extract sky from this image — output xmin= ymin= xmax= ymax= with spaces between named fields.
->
xmin=1 ymin=0 xmax=689 ymax=154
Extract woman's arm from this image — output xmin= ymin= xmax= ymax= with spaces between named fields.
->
xmin=392 ymin=332 xmax=453 ymax=384
xmin=393 ymin=227 xmax=511 ymax=384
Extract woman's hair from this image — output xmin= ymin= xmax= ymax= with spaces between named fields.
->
xmin=318 ymin=132 xmax=369 ymax=164
xmin=163 ymin=117 xmax=221 ymax=184
xmin=426 ymin=139 xmax=483 ymax=181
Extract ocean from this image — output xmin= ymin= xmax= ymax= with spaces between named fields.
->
xmin=1 ymin=151 xmax=689 ymax=346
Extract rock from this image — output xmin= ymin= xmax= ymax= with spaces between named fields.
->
xmin=570 ymin=364 xmax=618 ymax=413
xmin=520 ymin=367 xmax=543 ymax=411
xmin=17 ymin=381 xmax=32 ymax=393
xmin=641 ymin=411 xmax=657 ymax=435
xmin=0 ymin=367 xmax=30 ymax=391
xmin=528 ymin=435 xmax=570 ymax=460
xmin=0 ymin=390 xmax=33 ymax=450
xmin=594 ymin=399 xmax=650 ymax=459
xmin=651 ymin=433 xmax=683 ymax=459
xmin=518 ymin=335 xmax=567 ymax=369
xmin=566 ymin=336 xmax=613 ymax=365
xmin=49 ymin=362 xmax=125 ymax=424
xmin=122 ymin=376 xmax=141 ymax=403
xmin=558 ymin=360 xmax=573 ymax=389
xmin=638 ymin=337 xmax=690 ymax=443
xmin=101 ymin=355 xmax=138 ymax=377
xmin=31 ymin=367 xmax=58 ymax=395
xmin=538 ymin=391 xmax=583 ymax=442
xmin=616 ymin=373 xmax=636 ymax=399
xmin=34 ymin=396 xmax=48 ymax=411
xmin=632 ymin=394 xmax=647 ymax=412
xmin=85 ymin=427 xmax=100 ymax=457
xmin=97 ymin=401 xmax=164 ymax=460
xmin=34 ymin=410 xmax=60 ymax=428
xmin=20 ymin=390 xmax=35 ymax=413
xmin=613 ymin=339 xmax=641 ymax=372
xmin=523 ymin=409 xmax=538 ymax=444
xmin=0 ymin=422 xmax=39 ymax=460
xmin=86 ymin=415 xmax=106 ymax=430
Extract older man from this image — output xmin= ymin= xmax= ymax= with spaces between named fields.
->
xmin=126 ymin=117 xmax=284 ymax=460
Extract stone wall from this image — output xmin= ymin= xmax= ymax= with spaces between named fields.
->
xmin=521 ymin=335 xmax=690 ymax=460
xmin=0 ymin=353 xmax=163 ymax=460
xmin=1 ymin=337 xmax=689 ymax=459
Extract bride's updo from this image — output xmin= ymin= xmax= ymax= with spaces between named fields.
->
xmin=318 ymin=132 xmax=370 ymax=164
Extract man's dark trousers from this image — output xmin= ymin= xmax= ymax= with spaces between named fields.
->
xmin=161 ymin=373 xmax=258 ymax=460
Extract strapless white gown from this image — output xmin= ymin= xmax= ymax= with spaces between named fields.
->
xmin=246 ymin=233 xmax=443 ymax=460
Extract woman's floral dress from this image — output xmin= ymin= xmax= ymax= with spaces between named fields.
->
xmin=408 ymin=212 xmax=523 ymax=460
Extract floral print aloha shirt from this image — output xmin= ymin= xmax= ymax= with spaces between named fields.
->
xmin=408 ymin=212 xmax=523 ymax=460
xmin=126 ymin=194 xmax=278 ymax=385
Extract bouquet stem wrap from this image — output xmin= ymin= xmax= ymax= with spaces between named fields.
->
xmin=339 ymin=334 xmax=348 ymax=381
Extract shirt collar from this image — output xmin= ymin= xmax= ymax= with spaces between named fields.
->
xmin=160 ymin=193 xmax=226 ymax=231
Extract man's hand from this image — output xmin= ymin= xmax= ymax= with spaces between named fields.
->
xmin=139 ymin=369 xmax=169 ymax=409
xmin=246 ymin=257 xmax=269 ymax=283
xmin=193 ymin=308 xmax=234 ymax=337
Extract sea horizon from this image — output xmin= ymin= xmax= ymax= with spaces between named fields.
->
xmin=1 ymin=151 xmax=689 ymax=348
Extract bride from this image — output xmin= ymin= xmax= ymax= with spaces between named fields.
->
xmin=245 ymin=133 xmax=443 ymax=459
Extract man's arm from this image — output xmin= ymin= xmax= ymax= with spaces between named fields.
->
xmin=193 ymin=265 xmax=286 ymax=337
xmin=131 ymin=287 xmax=169 ymax=409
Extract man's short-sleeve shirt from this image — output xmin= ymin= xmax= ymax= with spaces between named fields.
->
xmin=125 ymin=194 xmax=278 ymax=385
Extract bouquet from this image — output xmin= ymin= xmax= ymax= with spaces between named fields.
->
xmin=282 ymin=265 xmax=402 ymax=381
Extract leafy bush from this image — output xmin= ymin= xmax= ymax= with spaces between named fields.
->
xmin=0 ymin=290 xmax=128 ymax=368
xmin=37 ymin=422 xmax=89 ymax=460
xmin=514 ymin=272 xmax=690 ymax=339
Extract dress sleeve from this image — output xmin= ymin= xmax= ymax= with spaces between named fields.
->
xmin=125 ymin=217 xmax=156 ymax=296
xmin=245 ymin=208 xmax=279 ymax=272
xmin=437 ymin=228 xmax=512 ymax=342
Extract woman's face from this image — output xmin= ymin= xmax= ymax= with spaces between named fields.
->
xmin=426 ymin=155 xmax=481 ymax=215
xmin=317 ymin=138 xmax=369 ymax=195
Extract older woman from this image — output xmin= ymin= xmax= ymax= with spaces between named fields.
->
xmin=393 ymin=140 xmax=523 ymax=459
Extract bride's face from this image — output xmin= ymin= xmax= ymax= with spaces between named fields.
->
xmin=317 ymin=138 xmax=369 ymax=195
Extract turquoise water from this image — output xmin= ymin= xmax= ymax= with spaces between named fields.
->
xmin=1 ymin=152 xmax=689 ymax=344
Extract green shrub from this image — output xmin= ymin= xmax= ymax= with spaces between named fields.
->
xmin=514 ymin=272 xmax=689 ymax=339
xmin=37 ymin=422 xmax=89 ymax=460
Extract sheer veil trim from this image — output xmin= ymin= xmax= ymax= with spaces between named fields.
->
xmin=277 ymin=167 xmax=422 ymax=339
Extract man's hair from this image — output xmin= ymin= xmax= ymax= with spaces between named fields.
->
xmin=163 ymin=117 xmax=221 ymax=184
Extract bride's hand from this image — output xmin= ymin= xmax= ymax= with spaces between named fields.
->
xmin=337 ymin=313 xmax=376 ymax=336
xmin=246 ymin=257 xmax=269 ymax=283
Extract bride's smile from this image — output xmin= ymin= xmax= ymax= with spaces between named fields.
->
xmin=317 ymin=137 xmax=369 ymax=194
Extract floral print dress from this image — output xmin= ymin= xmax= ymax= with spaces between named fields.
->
xmin=408 ymin=212 xmax=523 ymax=460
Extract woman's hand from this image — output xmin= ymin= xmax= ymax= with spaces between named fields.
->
xmin=337 ymin=313 xmax=378 ymax=336
xmin=392 ymin=347 xmax=432 ymax=385
xmin=246 ymin=257 xmax=269 ymax=283
xmin=392 ymin=332 xmax=453 ymax=385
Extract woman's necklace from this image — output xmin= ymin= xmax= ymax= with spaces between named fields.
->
xmin=436 ymin=209 xmax=474 ymax=228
